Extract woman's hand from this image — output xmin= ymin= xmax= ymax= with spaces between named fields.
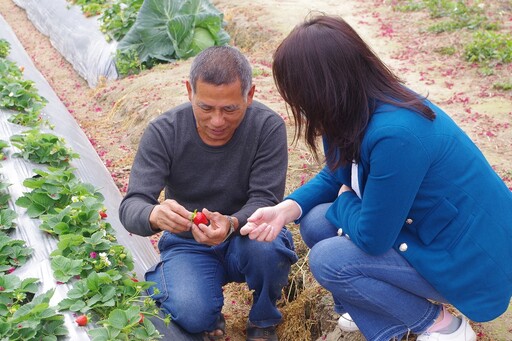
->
xmin=338 ymin=184 xmax=353 ymax=196
xmin=240 ymin=200 xmax=301 ymax=242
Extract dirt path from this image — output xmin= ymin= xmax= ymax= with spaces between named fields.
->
xmin=0 ymin=0 xmax=511 ymax=340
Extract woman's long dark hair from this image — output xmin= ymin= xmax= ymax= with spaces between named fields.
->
xmin=272 ymin=14 xmax=435 ymax=170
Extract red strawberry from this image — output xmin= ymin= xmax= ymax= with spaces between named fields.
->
xmin=192 ymin=210 xmax=209 ymax=225
xmin=75 ymin=315 xmax=88 ymax=326
xmin=139 ymin=313 xmax=145 ymax=323
xmin=99 ymin=211 xmax=108 ymax=219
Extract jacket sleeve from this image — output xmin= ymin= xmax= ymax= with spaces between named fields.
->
xmin=286 ymin=165 xmax=345 ymax=222
xmin=286 ymin=137 xmax=352 ymax=221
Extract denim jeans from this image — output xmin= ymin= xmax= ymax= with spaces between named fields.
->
xmin=301 ymin=203 xmax=446 ymax=341
xmin=145 ymin=229 xmax=298 ymax=334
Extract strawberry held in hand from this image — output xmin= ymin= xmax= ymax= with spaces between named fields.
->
xmin=192 ymin=209 xmax=209 ymax=225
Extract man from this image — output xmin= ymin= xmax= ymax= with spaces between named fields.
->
xmin=119 ymin=46 xmax=298 ymax=341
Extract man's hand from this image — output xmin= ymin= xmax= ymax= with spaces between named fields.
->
xmin=191 ymin=209 xmax=232 ymax=246
xmin=149 ymin=199 xmax=192 ymax=233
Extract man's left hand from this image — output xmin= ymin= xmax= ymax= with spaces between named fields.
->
xmin=191 ymin=209 xmax=232 ymax=246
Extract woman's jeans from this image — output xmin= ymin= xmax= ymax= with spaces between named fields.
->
xmin=145 ymin=229 xmax=298 ymax=334
xmin=301 ymin=203 xmax=446 ymax=341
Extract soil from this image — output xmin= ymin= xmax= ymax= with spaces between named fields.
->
xmin=0 ymin=0 xmax=511 ymax=340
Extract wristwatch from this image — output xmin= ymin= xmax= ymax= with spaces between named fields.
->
xmin=222 ymin=215 xmax=235 ymax=242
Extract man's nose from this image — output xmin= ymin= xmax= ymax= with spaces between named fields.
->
xmin=210 ymin=110 xmax=225 ymax=126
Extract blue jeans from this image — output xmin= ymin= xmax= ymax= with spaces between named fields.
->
xmin=301 ymin=203 xmax=446 ymax=341
xmin=145 ymin=229 xmax=298 ymax=334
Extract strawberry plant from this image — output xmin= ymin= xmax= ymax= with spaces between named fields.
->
xmin=1 ymin=47 xmax=166 ymax=340
xmin=57 ymin=270 xmax=166 ymax=339
xmin=0 ymin=233 xmax=32 ymax=273
xmin=0 ymin=139 xmax=8 ymax=161
xmin=0 ymin=275 xmax=67 ymax=340
xmin=0 ymin=39 xmax=10 ymax=58
xmin=10 ymin=130 xmax=79 ymax=167
xmin=0 ymin=208 xmax=17 ymax=232
xmin=15 ymin=167 xmax=103 ymax=218
xmin=0 ymin=58 xmax=49 ymax=128
xmin=0 ymin=181 xmax=17 ymax=231
xmin=0 ymin=79 xmax=47 ymax=124
xmin=50 ymin=230 xmax=133 ymax=283
xmin=89 ymin=305 xmax=162 ymax=340
xmin=39 ymin=196 xmax=112 ymax=236
xmin=0 ymin=58 xmax=23 ymax=79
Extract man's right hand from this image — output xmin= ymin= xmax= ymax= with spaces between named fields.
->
xmin=149 ymin=199 xmax=193 ymax=233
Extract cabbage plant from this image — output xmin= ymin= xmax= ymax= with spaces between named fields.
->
xmin=118 ymin=0 xmax=230 ymax=63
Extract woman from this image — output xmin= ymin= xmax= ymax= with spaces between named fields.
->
xmin=240 ymin=14 xmax=512 ymax=341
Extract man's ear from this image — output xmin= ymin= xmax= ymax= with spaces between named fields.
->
xmin=186 ymin=81 xmax=193 ymax=101
xmin=246 ymin=85 xmax=256 ymax=105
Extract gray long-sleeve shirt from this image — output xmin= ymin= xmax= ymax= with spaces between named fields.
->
xmin=119 ymin=101 xmax=288 ymax=237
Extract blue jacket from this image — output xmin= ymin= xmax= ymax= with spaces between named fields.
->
xmin=287 ymin=101 xmax=512 ymax=322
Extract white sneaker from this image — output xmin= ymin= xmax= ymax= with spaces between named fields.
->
xmin=337 ymin=313 xmax=359 ymax=332
xmin=417 ymin=317 xmax=476 ymax=341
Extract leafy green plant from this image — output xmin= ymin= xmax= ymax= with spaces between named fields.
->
xmin=0 ymin=140 xmax=7 ymax=162
xmin=10 ymin=130 xmax=79 ymax=167
xmin=15 ymin=167 xmax=103 ymax=218
xmin=0 ymin=58 xmax=23 ymax=79
xmin=493 ymin=82 xmax=512 ymax=91
xmin=434 ymin=46 xmax=456 ymax=56
xmin=0 ymin=59 xmax=47 ymax=127
xmin=427 ymin=1 xmax=487 ymax=33
xmin=115 ymin=49 xmax=151 ymax=77
xmin=0 ymin=79 xmax=47 ymax=122
xmin=0 ymin=233 xmax=32 ymax=273
xmin=0 ymin=207 xmax=16 ymax=232
xmin=89 ymin=305 xmax=163 ymax=340
xmin=68 ymin=0 xmax=108 ymax=17
xmin=0 ymin=39 xmax=10 ymax=59
xmin=39 ymin=196 xmax=112 ymax=236
xmin=0 ymin=275 xmax=68 ymax=340
xmin=58 ymin=271 xmax=165 ymax=340
xmin=100 ymin=0 xmax=143 ymax=42
xmin=0 ymin=181 xmax=17 ymax=231
xmin=50 ymin=230 xmax=130 ymax=282
xmin=118 ymin=0 xmax=230 ymax=64
xmin=465 ymin=30 xmax=512 ymax=65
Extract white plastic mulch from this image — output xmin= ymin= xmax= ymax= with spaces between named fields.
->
xmin=11 ymin=0 xmax=118 ymax=87
xmin=0 ymin=13 xmax=158 ymax=340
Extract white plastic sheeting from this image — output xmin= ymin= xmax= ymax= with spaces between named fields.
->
xmin=0 ymin=13 xmax=158 ymax=340
xmin=12 ymin=0 xmax=118 ymax=87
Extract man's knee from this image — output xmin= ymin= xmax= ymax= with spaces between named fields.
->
xmin=243 ymin=236 xmax=295 ymax=268
xmin=171 ymin=300 xmax=219 ymax=333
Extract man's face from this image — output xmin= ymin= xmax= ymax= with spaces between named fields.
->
xmin=187 ymin=79 xmax=255 ymax=146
